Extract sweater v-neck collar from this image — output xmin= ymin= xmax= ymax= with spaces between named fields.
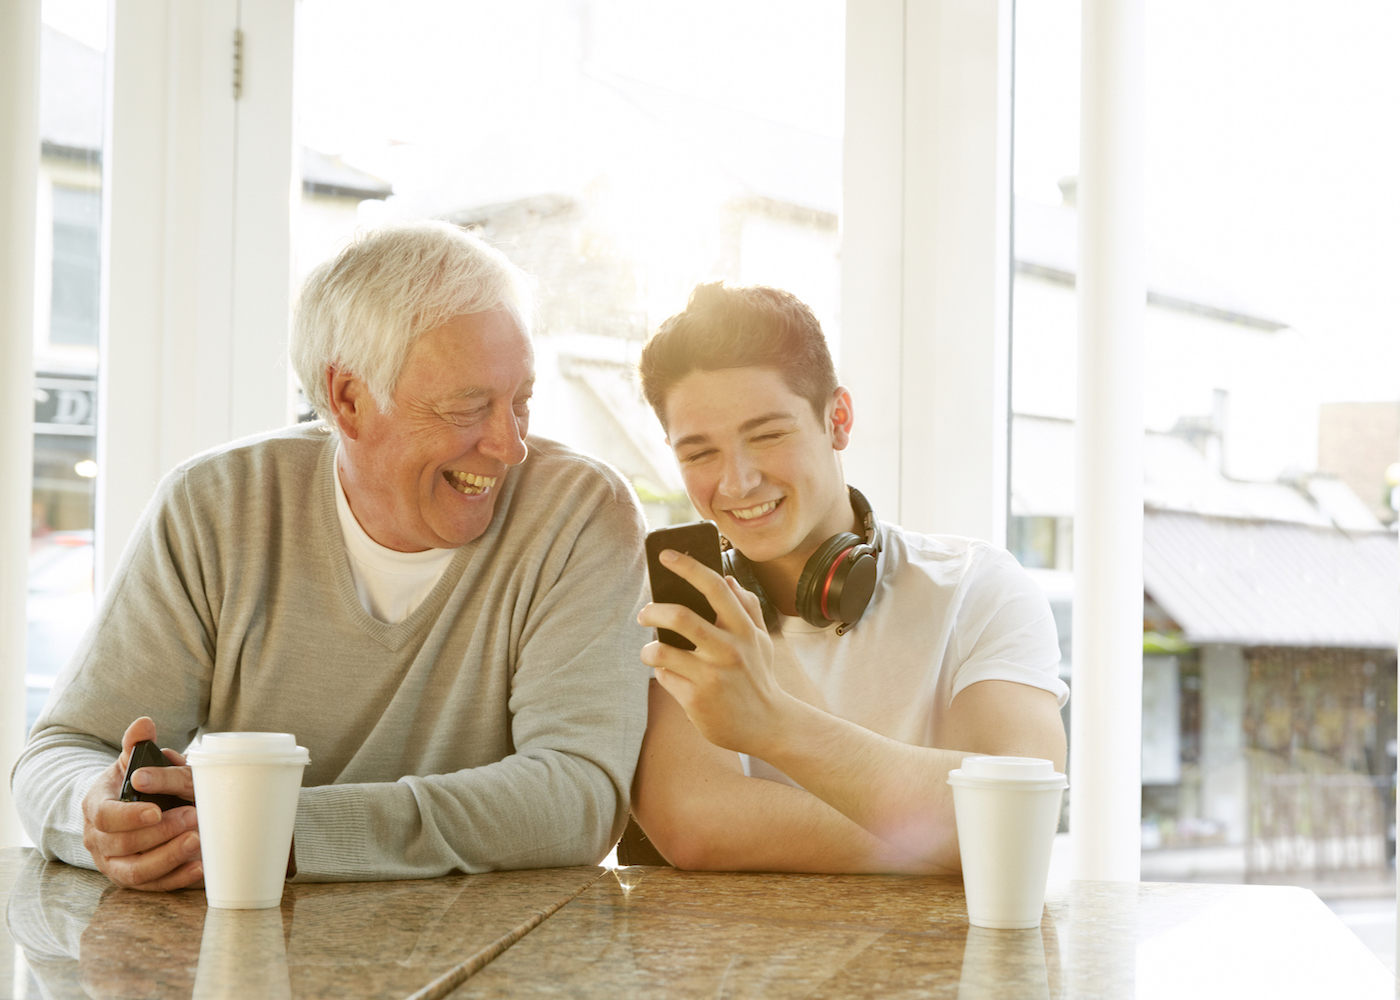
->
xmin=315 ymin=435 xmax=475 ymax=651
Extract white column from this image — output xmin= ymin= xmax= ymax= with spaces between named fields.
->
xmin=842 ymin=0 xmax=1014 ymax=543
xmin=230 ymin=0 xmax=297 ymax=436
xmin=1069 ymin=0 xmax=1146 ymax=882
xmin=0 ymin=0 xmax=41 ymax=846
xmin=840 ymin=0 xmax=904 ymax=521
xmin=98 ymin=0 xmax=295 ymax=593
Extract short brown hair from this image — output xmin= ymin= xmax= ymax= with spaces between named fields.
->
xmin=639 ymin=282 xmax=838 ymax=429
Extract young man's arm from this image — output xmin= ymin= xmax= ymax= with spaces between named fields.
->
xmin=632 ymin=680 xmax=952 ymax=872
xmin=636 ymin=549 xmax=1065 ymax=872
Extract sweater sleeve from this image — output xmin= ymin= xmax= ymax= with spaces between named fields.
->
xmin=288 ymin=491 xmax=652 ymax=881
xmin=10 ymin=472 xmax=216 ymax=867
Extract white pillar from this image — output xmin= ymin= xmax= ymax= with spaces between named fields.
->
xmin=842 ymin=0 xmax=1014 ymax=543
xmin=99 ymin=0 xmax=295 ymax=593
xmin=0 ymin=0 xmax=41 ymax=846
xmin=840 ymin=1 xmax=903 ymax=520
xmin=1069 ymin=0 xmax=1146 ymax=882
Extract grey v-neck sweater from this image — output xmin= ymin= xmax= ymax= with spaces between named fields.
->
xmin=13 ymin=423 xmax=651 ymax=881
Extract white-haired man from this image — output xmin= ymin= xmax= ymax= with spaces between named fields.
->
xmin=13 ymin=222 xmax=651 ymax=889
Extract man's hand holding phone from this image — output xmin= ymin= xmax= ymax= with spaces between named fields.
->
xmin=80 ymin=717 xmax=202 ymax=891
xmin=639 ymin=527 xmax=791 ymax=756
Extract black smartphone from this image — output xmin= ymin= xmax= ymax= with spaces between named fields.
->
xmin=646 ymin=521 xmax=724 ymax=651
xmin=118 ymin=740 xmax=188 ymax=811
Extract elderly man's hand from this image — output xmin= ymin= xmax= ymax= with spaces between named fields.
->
xmin=81 ymin=717 xmax=202 ymax=891
xmin=638 ymin=549 xmax=798 ymax=756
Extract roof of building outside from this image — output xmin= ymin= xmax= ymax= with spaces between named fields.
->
xmin=1015 ymin=197 xmax=1289 ymax=331
xmin=1144 ymin=510 xmax=1398 ymax=649
xmin=1012 ymin=413 xmax=1384 ymax=532
xmin=302 ymin=148 xmax=393 ymax=201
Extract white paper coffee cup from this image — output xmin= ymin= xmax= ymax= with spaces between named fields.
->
xmin=947 ymin=755 xmax=1067 ymax=930
xmin=187 ymin=732 xmax=310 ymax=910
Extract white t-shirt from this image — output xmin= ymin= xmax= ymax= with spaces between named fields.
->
xmin=742 ymin=523 xmax=1068 ymax=786
xmin=333 ymin=449 xmax=456 ymax=624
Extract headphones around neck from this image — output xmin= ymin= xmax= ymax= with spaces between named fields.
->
xmin=722 ymin=486 xmax=882 ymax=636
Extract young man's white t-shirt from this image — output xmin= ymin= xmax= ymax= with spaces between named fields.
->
xmin=741 ymin=522 xmax=1069 ymax=787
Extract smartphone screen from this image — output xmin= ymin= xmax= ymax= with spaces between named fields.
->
xmin=646 ymin=521 xmax=723 ymax=650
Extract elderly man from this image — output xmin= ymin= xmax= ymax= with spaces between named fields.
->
xmin=12 ymin=222 xmax=650 ymax=889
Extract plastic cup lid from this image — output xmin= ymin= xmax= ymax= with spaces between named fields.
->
xmin=186 ymin=732 xmax=310 ymax=765
xmin=947 ymin=755 xmax=1067 ymax=789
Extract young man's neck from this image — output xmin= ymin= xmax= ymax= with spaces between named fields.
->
xmin=747 ymin=493 xmax=865 ymax=619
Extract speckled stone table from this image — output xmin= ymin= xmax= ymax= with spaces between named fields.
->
xmin=4 ymin=848 xmax=1394 ymax=999
xmin=0 ymin=847 xmax=605 ymax=999
xmin=448 ymin=866 xmax=1397 ymax=999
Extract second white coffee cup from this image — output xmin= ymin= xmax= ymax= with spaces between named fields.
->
xmin=187 ymin=732 xmax=310 ymax=910
xmin=947 ymin=755 xmax=1067 ymax=930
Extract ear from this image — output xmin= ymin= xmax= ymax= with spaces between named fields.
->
xmin=326 ymin=366 xmax=371 ymax=441
xmin=829 ymin=386 xmax=854 ymax=451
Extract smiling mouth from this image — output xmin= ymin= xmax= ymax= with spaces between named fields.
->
xmin=727 ymin=498 xmax=781 ymax=521
xmin=445 ymin=470 xmax=498 ymax=496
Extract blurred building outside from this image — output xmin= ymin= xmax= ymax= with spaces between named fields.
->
xmin=1010 ymin=182 xmax=1400 ymax=891
xmin=1318 ymin=401 xmax=1400 ymax=528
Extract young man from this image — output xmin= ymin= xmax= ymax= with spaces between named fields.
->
xmin=628 ymin=282 xmax=1068 ymax=873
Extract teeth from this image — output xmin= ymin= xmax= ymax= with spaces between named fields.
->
xmin=730 ymin=500 xmax=778 ymax=521
xmin=445 ymin=471 xmax=498 ymax=495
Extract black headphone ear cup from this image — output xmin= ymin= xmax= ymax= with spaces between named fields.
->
xmin=795 ymin=532 xmax=865 ymax=628
xmin=724 ymin=549 xmax=780 ymax=632
xmin=827 ymin=545 xmax=878 ymax=627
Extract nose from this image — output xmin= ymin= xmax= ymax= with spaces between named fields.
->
xmin=480 ymin=403 xmax=529 ymax=466
xmin=717 ymin=451 xmax=761 ymax=499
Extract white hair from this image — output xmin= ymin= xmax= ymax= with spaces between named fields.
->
xmin=291 ymin=220 xmax=534 ymax=422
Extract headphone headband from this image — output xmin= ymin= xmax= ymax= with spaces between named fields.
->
xmin=847 ymin=486 xmax=880 ymax=553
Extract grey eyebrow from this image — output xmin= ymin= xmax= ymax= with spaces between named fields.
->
xmin=447 ymin=377 xmax=536 ymax=401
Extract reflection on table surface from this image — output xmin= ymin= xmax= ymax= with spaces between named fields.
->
xmin=3 ymin=848 xmax=1393 ymax=999
xmin=1 ymin=848 xmax=603 ymax=1000
xmin=449 ymin=867 xmax=1396 ymax=1000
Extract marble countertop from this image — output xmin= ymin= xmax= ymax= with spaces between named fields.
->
xmin=0 ymin=848 xmax=604 ymax=1000
xmin=449 ymin=866 xmax=1397 ymax=999
xmin=4 ymin=848 xmax=1392 ymax=998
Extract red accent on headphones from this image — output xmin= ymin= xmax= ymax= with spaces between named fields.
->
xmin=819 ymin=546 xmax=857 ymax=621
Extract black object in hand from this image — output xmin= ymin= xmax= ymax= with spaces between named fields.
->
xmin=646 ymin=521 xmax=724 ymax=650
xmin=118 ymin=740 xmax=188 ymax=811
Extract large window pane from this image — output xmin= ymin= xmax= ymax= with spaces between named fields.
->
xmin=293 ymin=0 xmax=844 ymax=528
xmin=48 ymin=184 xmax=101 ymax=346
xmin=29 ymin=4 xmax=107 ymax=733
xmin=1011 ymin=0 xmax=1400 ymax=931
